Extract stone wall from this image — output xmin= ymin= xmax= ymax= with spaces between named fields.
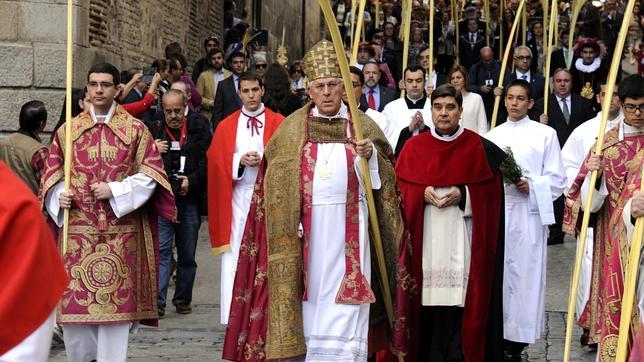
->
xmin=0 ymin=0 xmax=222 ymax=137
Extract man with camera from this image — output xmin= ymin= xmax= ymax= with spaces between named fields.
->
xmin=151 ymin=89 xmax=211 ymax=316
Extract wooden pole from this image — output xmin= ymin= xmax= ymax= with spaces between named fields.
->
xmin=490 ymin=0 xmax=526 ymax=129
xmin=521 ymin=4 xmax=527 ymax=46
xmin=562 ymin=1 xmax=637 ymax=360
xmin=428 ymin=0 xmax=435 ymax=90
xmin=318 ymin=2 xmax=403 ymax=361
xmin=542 ymin=0 xmax=558 ymax=114
xmin=400 ymin=0 xmax=413 ymax=98
xmin=616 ymin=171 xmax=644 ymax=361
xmin=484 ymin=0 xmax=491 ymax=47
xmin=567 ymin=0 xmax=586 ymax=68
xmin=375 ymin=0 xmax=380 ymax=29
xmin=350 ymin=0 xmax=368 ymax=65
xmin=499 ymin=0 xmax=504 ymax=61
xmin=350 ymin=0 xmax=358 ymax=48
xmin=454 ymin=0 xmax=460 ymax=64
xmin=62 ymin=0 xmax=74 ymax=255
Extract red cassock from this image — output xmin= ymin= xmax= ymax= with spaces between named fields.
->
xmin=393 ymin=129 xmax=505 ymax=362
xmin=207 ymin=108 xmax=284 ymax=255
xmin=0 ymin=161 xmax=67 ymax=355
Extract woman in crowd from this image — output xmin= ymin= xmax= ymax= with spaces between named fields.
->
xmin=263 ymin=64 xmax=302 ymax=117
xmin=448 ymin=65 xmax=488 ymax=134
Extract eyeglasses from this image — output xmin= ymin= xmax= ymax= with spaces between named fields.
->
xmin=311 ymin=81 xmax=342 ymax=92
xmin=255 ymin=64 xmax=267 ymax=69
xmin=88 ymin=81 xmax=115 ymax=89
xmin=623 ymin=103 xmax=644 ymax=113
xmin=515 ymin=56 xmax=532 ymax=62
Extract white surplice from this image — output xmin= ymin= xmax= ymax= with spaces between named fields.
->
xmin=0 ymin=311 xmax=55 ymax=362
xmin=560 ymin=111 xmax=624 ymax=317
xmin=485 ymin=117 xmax=566 ymax=343
xmin=381 ymin=96 xmax=432 ymax=149
xmin=364 ymin=107 xmax=388 ymax=136
xmin=303 ymin=104 xmax=381 ymax=361
xmin=421 ymin=127 xmax=473 ymax=307
xmin=220 ymin=105 xmax=266 ymax=324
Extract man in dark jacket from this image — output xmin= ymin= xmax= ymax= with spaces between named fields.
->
xmin=150 ymin=89 xmax=211 ymax=316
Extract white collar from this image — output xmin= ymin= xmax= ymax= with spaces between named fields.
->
xmin=575 ymin=57 xmax=601 ymax=73
xmin=241 ymin=103 xmax=265 ymax=117
xmin=516 ymin=70 xmax=531 ymax=79
xmin=311 ymin=102 xmax=349 ymax=119
xmin=556 ymin=94 xmax=571 ymax=103
xmin=430 ymin=125 xmax=464 ymax=142
xmin=505 ymin=115 xmax=531 ymax=126
xmin=621 ymin=121 xmax=644 ymax=140
xmin=184 ymin=107 xmax=189 ymax=116
xmin=90 ymin=103 xmax=116 ymax=124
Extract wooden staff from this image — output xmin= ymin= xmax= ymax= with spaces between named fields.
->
xmin=453 ymin=0 xmax=460 ymax=64
xmin=567 ymin=0 xmax=586 ymax=68
xmin=484 ymin=0 xmax=491 ymax=47
xmin=499 ymin=0 xmax=504 ymax=61
xmin=62 ymin=0 xmax=74 ymax=255
xmin=542 ymin=0 xmax=557 ymax=114
xmin=616 ymin=170 xmax=644 ymax=361
xmin=375 ymin=0 xmax=380 ymax=29
xmin=350 ymin=0 xmax=358 ymax=48
xmin=400 ymin=0 xmax=413 ymax=98
xmin=350 ymin=0 xmax=368 ymax=65
xmin=521 ymin=4 xmax=527 ymax=46
xmin=562 ymin=0 xmax=637 ymax=359
xmin=428 ymin=0 xmax=435 ymax=90
xmin=490 ymin=0 xmax=526 ymax=129
xmin=318 ymin=2 xmax=403 ymax=361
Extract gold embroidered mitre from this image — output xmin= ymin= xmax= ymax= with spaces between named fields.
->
xmin=301 ymin=40 xmax=342 ymax=81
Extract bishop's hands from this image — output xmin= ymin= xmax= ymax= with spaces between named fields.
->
xmin=354 ymin=138 xmax=373 ymax=159
xmin=586 ymin=154 xmax=604 ymax=177
xmin=409 ymin=111 xmax=424 ymax=132
xmin=631 ymin=190 xmax=644 ymax=219
xmin=424 ymin=186 xmax=462 ymax=208
xmin=241 ymin=151 xmax=262 ymax=167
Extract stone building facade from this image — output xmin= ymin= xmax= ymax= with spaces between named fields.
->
xmin=0 ymin=0 xmax=323 ymax=138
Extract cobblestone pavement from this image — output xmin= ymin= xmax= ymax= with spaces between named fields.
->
xmin=50 ymin=225 xmax=598 ymax=361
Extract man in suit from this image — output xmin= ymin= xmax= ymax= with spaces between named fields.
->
xmin=196 ymin=48 xmax=232 ymax=121
xmin=459 ymin=18 xmax=485 ymax=70
xmin=534 ymin=68 xmax=596 ymax=245
xmin=502 ymin=46 xmax=545 ymax=100
xmin=470 ymin=47 xmax=501 ymax=122
xmin=361 ymin=61 xmax=397 ymax=112
xmin=418 ymin=46 xmax=448 ymax=94
xmin=212 ymin=51 xmax=246 ymax=130
xmin=549 ymin=30 xmax=572 ymax=76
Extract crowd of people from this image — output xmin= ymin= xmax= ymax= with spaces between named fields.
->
xmin=0 ymin=0 xmax=643 ymax=361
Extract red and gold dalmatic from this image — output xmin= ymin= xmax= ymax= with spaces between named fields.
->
xmin=40 ymin=105 xmax=175 ymax=326
xmin=564 ymin=126 xmax=644 ymax=360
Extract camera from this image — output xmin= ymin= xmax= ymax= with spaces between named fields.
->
xmin=141 ymin=66 xmax=157 ymax=84
xmin=168 ymin=142 xmax=183 ymax=195
xmin=485 ymin=79 xmax=494 ymax=86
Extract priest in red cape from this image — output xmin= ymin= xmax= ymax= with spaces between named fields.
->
xmin=206 ymin=72 xmax=284 ymax=324
xmin=0 ymin=161 xmax=67 ymax=360
xmin=394 ymin=84 xmax=506 ymax=361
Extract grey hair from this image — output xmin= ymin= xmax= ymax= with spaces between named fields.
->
xmin=513 ymin=45 xmax=533 ymax=58
xmin=163 ymin=88 xmax=188 ymax=106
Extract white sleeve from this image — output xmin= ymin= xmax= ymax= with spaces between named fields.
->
xmin=45 ymin=181 xmax=66 ymax=227
xmin=542 ymin=130 xmax=567 ymax=199
xmin=354 ymin=143 xmax=381 ymax=190
xmin=623 ymin=198 xmax=636 ymax=244
xmin=232 ymin=152 xmax=246 ymax=180
xmin=560 ymin=136 xmax=584 ymax=190
xmin=476 ymin=96 xmax=489 ymax=135
xmin=463 ymin=186 xmax=472 ymax=217
xmin=381 ymin=105 xmax=397 ymax=148
xmin=107 ymin=173 xmax=157 ymax=218
xmin=580 ymin=173 xmax=608 ymax=213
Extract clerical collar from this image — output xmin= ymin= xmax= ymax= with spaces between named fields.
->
xmin=90 ymin=103 xmax=116 ymax=124
xmin=242 ymin=103 xmax=265 ymax=117
xmin=622 ymin=120 xmax=644 ymax=138
xmin=430 ymin=125 xmax=464 ymax=142
xmin=311 ymin=102 xmax=349 ymax=120
xmin=575 ymin=57 xmax=601 ymax=73
xmin=404 ymin=93 xmax=427 ymax=109
xmin=505 ymin=115 xmax=531 ymax=126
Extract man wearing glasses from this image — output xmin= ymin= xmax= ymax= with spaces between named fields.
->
xmin=564 ymin=74 xmax=644 ymax=358
xmin=41 ymin=62 xmax=176 ymax=362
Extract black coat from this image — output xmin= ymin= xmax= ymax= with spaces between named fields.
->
xmin=533 ymin=94 xmax=597 ymax=147
xmin=212 ymin=76 xmax=242 ymax=128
